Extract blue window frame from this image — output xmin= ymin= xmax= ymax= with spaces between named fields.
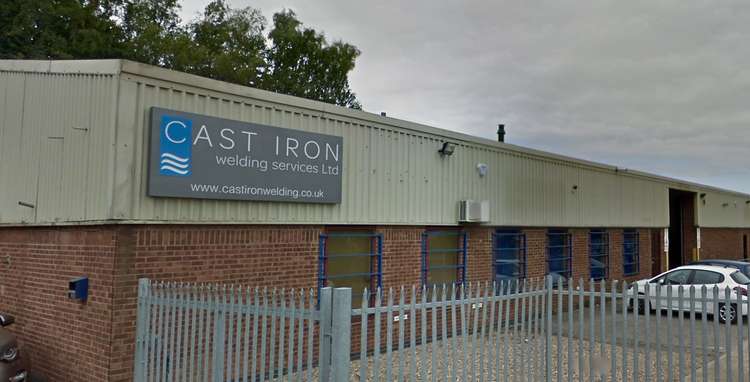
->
xmin=493 ymin=230 xmax=527 ymax=282
xmin=623 ymin=229 xmax=640 ymax=276
xmin=318 ymin=232 xmax=383 ymax=305
xmin=421 ymin=230 xmax=468 ymax=287
xmin=547 ymin=229 xmax=572 ymax=283
xmin=589 ymin=230 xmax=609 ymax=281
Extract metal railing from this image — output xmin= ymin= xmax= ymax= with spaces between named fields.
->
xmin=134 ymin=277 xmax=750 ymax=381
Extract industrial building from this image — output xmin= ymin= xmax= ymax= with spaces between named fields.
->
xmin=1 ymin=59 xmax=749 ymax=381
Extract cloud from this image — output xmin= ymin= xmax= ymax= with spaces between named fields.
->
xmin=181 ymin=0 xmax=750 ymax=193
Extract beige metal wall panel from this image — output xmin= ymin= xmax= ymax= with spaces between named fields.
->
xmin=116 ymin=73 xmax=678 ymax=227
xmin=697 ymin=191 xmax=750 ymax=228
xmin=0 ymin=71 xmax=118 ymax=224
xmin=2 ymin=60 xmax=748 ymax=228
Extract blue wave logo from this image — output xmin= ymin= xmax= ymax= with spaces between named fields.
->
xmin=159 ymin=115 xmax=192 ymax=176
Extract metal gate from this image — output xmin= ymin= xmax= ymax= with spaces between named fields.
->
xmin=133 ymin=280 xmax=351 ymax=382
xmin=134 ymin=278 xmax=750 ymax=381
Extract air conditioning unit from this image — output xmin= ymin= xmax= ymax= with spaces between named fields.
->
xmin=458 ymin=200 xmax=490 ymax=223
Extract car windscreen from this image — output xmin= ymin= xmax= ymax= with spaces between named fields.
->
xmin=730 ymin=271 xmax=750 ymax=284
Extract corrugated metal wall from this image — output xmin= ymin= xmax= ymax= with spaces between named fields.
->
xmin=698 ymin=191 xmax=750 ymax=228
xmin=114 ymin=73 xmax=674 ymax=227
xmin=0 ymin=71 xmax=118 ymax=224
xmin=1 ymin=64 xmax=748 ymax=228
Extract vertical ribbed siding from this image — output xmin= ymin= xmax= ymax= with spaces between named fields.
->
xmin=0 ymin=72 xmax=118 ymax=224
xmin=698 ymin=191 xmax=750 ymax=228
xmin=2 ymin=66 xmax=747 ymax=227
xmin=117 ymin=75 xmax=677 ymax=227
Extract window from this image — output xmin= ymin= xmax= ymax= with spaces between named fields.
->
xmin=319 ymin=231 xmax=382 ymax=306
xmin=421 ymin=230 xmax=467 ymax=286
xmin=664 ymin=270 xmax=692 ymax=285
xmin=623 ymin=229 xmax=640 ymax=276
xmin=547 ymin=230 xmax=572 ymax=282
xmin=493 ymin=230 xmax=527 ymax=282
xmin=691 ymin=270 xmax=724 ymax=285
xmin=731 ymin=271 xmax=750 ymax=284
xmin=589 ymin=230 xmax=609 ymax=280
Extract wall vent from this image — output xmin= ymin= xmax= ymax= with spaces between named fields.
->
xmin=458 ymin=200 xmax=490 ymax=223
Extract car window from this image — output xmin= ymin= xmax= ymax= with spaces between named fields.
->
xmin=663 ymin=270 xmax=692 ymax=285
xmin=731 ymin=271 xmax=750 ymax=284
xmin=691 ymin=270 xmax=724 ymax=285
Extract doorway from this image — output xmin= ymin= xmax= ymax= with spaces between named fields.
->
xmin=668 ymin=189 xmax=697 ymax=269
xmin=744 ymin=234 xmax=748 ymax=260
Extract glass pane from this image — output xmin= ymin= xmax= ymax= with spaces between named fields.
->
xmin=326 ymin=234 xmax=373 ymax=299
xmin=427 ymin=232 xmax=460 ymax=285
xmin=691 ymin=270 xmax=723 ymax=285
xmin=548 ymin=231 xmax=569 ymax=278
xmin=495 ymin=230 xmax=522 ymax=280
xmin=731 ymin=271 xmax=750 ymax=284
xmin=664 ymin=270 xmax=692 ymax=285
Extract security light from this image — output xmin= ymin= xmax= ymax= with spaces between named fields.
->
xmin=439 ymin=142 xmax=456 ymax=156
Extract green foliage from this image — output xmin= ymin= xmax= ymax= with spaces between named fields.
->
xmin=0 ymin=0 xmax=123 ymax=59
xmin=0 ymin=0 xmax=361 ymax=108
xmin=180 ymin=0 xmax=267 ymax=86
xmin=260 ymin=10 xmax=361 ymax=109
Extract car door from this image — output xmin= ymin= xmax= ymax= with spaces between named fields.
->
xmin=658 ymin=269 xmax=694 ymax=310
xmin=689 ymin=270 xmax=724 ymax=314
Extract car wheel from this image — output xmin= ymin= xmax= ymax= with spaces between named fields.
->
xmin=629 ymin=295 xmax=650 ymax=314
xmin=718 ymin=303 xmax=737 ymax=324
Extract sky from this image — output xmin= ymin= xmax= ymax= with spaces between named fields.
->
xmin=180 ymin=0 xmax=750 ymax=194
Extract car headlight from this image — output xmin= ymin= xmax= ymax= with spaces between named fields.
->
xmin=1 ymin=346 xmax=18 ymax=362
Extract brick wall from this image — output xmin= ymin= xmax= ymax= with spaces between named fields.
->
xmin=0 ymin=227 xmax=117 ymax=382
xmin=109 ymin=225 xmax=323 ymax=382
xmin=0 ymin=223 xmax=728 ymax=382
xmin=700 ymin=228 xmax=750 ymax=261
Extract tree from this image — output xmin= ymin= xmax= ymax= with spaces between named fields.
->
xmin=0 ymin=0 xmax=123 ymax=59
xmin=261 ymin=10 xmax=361 ymax=109
xmin=0 ymin=1 xmax=362 ymax=108
xmin=119 ymin=0 xmax=182 ymax=66
xmin=179 ymin=0 xmax=266 ymax=87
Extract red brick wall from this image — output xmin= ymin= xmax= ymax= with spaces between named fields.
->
xmin=700 ymin=228 xmax=750 ymax=261
xmin=0 ymin=223 xmax=733 ymax=382
xmin=0 ymin=227 xmax=117 ymax=382
xmin=109 ymin=225 xmax=323 ymax=382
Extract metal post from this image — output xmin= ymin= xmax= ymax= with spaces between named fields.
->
xmin=319 ymin=287 xmax=333 ymax=382
xmin=133 ymin=278 xmax=151 ymax=382
xmin=331 ymin=288 xmax=352 ymax=382
xmin=545 ymin=276 xmax=553 ymax=382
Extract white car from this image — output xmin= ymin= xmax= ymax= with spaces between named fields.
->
xmin=628 ymin=265 xmax=750 ymax=323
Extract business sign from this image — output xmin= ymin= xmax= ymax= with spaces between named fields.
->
xmin=148 ymin=107 xmax=342 ymax=203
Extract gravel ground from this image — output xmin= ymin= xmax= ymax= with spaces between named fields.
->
xmin=282 ymin=331 xmax=719 ymax=381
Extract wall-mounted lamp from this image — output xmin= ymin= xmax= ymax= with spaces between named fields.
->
xmin=476 ymin=163 xmax=488 ymax=177
xmin=722 ymin=202 xmax=729 ymax=208
xmin=700 ymin=193 xmax=707 ymax=205
xmin=438 ymin=142 xmax=456 ymax=156
xmin=745 ymin=200 xmax=750 ymax=205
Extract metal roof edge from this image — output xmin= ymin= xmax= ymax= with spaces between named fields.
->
xmin=0 ymin=59 xmax=122 ymax=75
xmin=3 ymin=59 xmax=748 ymax=199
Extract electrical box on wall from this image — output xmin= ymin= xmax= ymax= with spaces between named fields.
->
xmin=458 ymin=200 xmax=490 ymax=223
xmin=68 ymin=277 xmax=89 ymax=301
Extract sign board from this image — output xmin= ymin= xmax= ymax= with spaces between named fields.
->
xmin=697 ymin=227 xmax=701 ymax=249
xmin=148 ymin=107 xmax=343 ymax=203
xmin=663 ymin=228 xmax=669 ymax=253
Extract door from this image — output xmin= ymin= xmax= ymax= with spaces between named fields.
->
xmin=650 ymin=269 xmax=693 ymax=310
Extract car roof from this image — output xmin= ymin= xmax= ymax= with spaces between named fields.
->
xmin=667 ymin=264 xmax=740 ymax=275
xmin=693 ymin=259 xmax=749 ymax=267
